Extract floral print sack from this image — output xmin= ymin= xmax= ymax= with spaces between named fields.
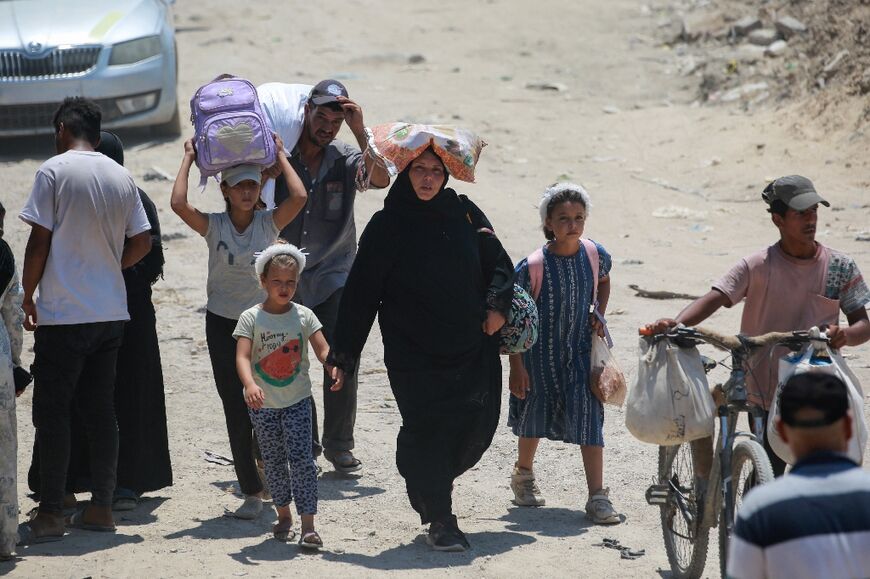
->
xmin=364 ymin=123 xmax=485 ymax=183
xmin=499 ymin=284 xmax=539 ymax=354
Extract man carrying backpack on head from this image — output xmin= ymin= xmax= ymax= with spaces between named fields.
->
xmin=265 ymin=80 xmax=390 ymax=474
xmin=644 ymin=175 xmax=870 ymax=475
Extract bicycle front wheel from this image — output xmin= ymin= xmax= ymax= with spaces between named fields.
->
xmin=658 ymin=443 xmax=710 ymax=579
xmin=718 ymin=439 xmax=774 ymax=577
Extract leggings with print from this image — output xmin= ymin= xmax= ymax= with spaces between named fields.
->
xmin=249 ymin=398 xmax=318 ymax=515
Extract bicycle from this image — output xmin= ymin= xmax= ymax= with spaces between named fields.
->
xmin=641 ymin=325 xmax=828 ymax=579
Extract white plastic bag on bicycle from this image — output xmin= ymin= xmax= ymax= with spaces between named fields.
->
xmin=590 ymin=335 xmax=627 ymax=407
xmin=626 ymin=337 xmax=716 ymax=445
xmin=767 ymin=343 xmax=868 ymax=465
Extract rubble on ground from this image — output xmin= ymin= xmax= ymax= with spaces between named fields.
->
xmin=643 ymin=0 xmax=870 ymax=116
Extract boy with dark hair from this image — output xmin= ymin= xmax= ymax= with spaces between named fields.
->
xmin=18 ymin=97 xmax=152 ymax=543
xmin=51 ymin=97 xmax=102 ymax=146
xmin=726 ymin=373 xmax=870 ymax=579
xmin=645 ymin=175 xmax=870 ymax=474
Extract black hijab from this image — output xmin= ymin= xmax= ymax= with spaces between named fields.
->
xmin=96 ymin=130 xmax=165 ymax=286
xmin=383 ymin=151 xmax=462 ymax=219
xmin=96 ymin=130 xmax=124 ymax=166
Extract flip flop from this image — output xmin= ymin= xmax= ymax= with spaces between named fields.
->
xmin=66 ymin=510 xmax=116 ymax=533
xmin=272 ymin=515 xmax=295 ymax=542
xmin=324 ymin=451 xmax=362 ymax=474
xmin=298 ymin=531 xmax=322 ymax=550
xmin=16 ymin=521 xmax=63 ymax=545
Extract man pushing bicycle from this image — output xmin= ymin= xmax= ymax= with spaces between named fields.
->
xmin=645 ymin=175 xmax=870 ymax=475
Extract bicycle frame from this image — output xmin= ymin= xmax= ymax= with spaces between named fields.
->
xmin=701 ymin=345 xmax=767 ymax=531
xmin=647 ymin=325 xmax=827 ymax=579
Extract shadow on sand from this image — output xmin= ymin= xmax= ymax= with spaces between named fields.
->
xmin=499 ymin=506 xmax=596 ymax=538
xmin=228 ymin=529 xmax=536 ymax=570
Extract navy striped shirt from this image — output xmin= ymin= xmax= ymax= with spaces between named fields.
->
xmin=727 ymin=452 xmax=870 ymax=579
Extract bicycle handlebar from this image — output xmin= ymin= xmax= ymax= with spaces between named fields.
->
xmin=638 ymin=325 xmax=829 ymax=353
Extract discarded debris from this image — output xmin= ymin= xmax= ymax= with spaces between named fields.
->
xmin=592 ymin=538 xmax=645 ymax=560
xmin=765 ymin=40 xmax=788 ymax=58
xmin=821 ymin=50 xmax=850 ymax=79
xmin=144 ymin=166 xmax=173 ymax=182
xmin=774 ymin=16 xmax=807 ymax=39
xmin=748 ymin=28 xmax=780 ymax=47
xmin=630 ymin=174 xmax=705 ymax=198
xmin=203 ymin=450 xmax=234 ymax=466
xmin=629 ymin=284 xmax=701 ymax=301
xmin=652 ymin=206 xmax=707 ymax=220
xmin=731 ymin=16 xmax=761 ymax=37
xmin=524 ymin=81 xmax=567 ymax=92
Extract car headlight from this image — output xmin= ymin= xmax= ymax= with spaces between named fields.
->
xmin=109 ymin=36 xmax=161 ymax=65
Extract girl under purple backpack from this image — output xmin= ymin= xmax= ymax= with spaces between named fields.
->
xmin=507 ymin=182 xmax=621 ymax=525
xmin=170 ymin=133 xmax=307 ymax=519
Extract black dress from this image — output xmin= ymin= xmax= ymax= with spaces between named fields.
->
xmin=329 ymin=170 xmax=513 ymax=524
xmin=28 ymin=189 xmax=173 ymax=496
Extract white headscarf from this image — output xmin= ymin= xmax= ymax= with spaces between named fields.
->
xmin=538 ymin=182 xmax=592 ymax=226
xmin=254 ymin=243 xmax=307 ymax=276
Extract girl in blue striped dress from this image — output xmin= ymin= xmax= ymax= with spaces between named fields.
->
xmin=507 ymin=183 xmax=621 ymax=524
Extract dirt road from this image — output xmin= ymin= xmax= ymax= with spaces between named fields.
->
xmin=3 ymin=0 xmax=869 ymax=577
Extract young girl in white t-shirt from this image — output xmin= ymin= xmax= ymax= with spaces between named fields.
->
xmin=170 ymin=134 xmax=307 ymax=519
xmin=233 ymin=242 xmax=343 ymax=548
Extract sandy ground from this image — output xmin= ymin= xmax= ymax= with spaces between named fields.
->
xmin=2 ymin=0 xmax=870 ymax=577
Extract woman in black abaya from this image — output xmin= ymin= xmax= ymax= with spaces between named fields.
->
xmin=329 ymin=147 xmax=513 ymax=551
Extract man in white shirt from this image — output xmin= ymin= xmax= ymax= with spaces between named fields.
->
xmin=18 ymin=97 xmax=151 ymax=543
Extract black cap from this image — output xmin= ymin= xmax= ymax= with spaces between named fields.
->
xmin=309 ymin=79 xmax=348 ymax=106
xmin=779 ymin=372 xmax=849 ymax=428
xmin=762 ymin=175 xmax=830 ymax=211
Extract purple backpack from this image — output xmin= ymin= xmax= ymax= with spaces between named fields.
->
xmin=189 ymin=75 xmax=276 ymax=185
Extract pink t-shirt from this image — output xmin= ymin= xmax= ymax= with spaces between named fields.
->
xmin=713 ymin=243 xmax=869 ymax=408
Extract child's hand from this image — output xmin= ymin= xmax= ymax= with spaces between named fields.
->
xmin=183 ymin=138 xmax=196 ymax=160
xmin=328 ymin=365 xmax=345 ymax=392
xmin=509 ymin=365 xmax=530 ymax=399
xmin=591 ymin=316 xmax=606 ymax=338
xmin=244 ymin=384 xmax=265 ymax=409
xmin=272 ymin=132 xmax=286 ymax=156
xmin=482 ymin=310 xmax=506 ymax=335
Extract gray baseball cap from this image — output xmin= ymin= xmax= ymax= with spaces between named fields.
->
xmin=762 ymin=175 xmax=830 ymax=211
xmin=308 ymin=79 xmax=348 ymax=106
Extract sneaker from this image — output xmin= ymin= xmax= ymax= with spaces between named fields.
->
xmin=426 ymin=516 xmax=470 ymax=552
xmin=585 ymin=488 xmax=621 ymax=525
xmin=511 ymin=464 xmax=546 ymax=507
xmin=233 ymin=495 xmax=263 ymax=520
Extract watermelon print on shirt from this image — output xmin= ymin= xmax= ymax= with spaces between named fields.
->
xmin=233 ymin=304 xmax=323 ymax=409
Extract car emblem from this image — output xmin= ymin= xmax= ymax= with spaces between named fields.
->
xmin=27 ymin=41 xmax=43 ymax=54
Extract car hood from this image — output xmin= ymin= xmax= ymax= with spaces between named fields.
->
xmin=0 ymin=0 xmax=163 ymax=50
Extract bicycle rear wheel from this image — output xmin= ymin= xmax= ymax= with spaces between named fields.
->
xmin=718 ymin=439 xmax=774 ymax=577
xmin=659 ymin=443 xmax=710 ymax=579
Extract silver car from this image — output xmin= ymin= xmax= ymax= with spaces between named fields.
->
xmin=0 ymin=0 xmax=179 ymax=137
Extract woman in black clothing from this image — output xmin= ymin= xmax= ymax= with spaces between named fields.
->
xmin=28 ymin=131 xmax=172 ymax=508
xmin=329 ymin=147 xmax=513 ymax=551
